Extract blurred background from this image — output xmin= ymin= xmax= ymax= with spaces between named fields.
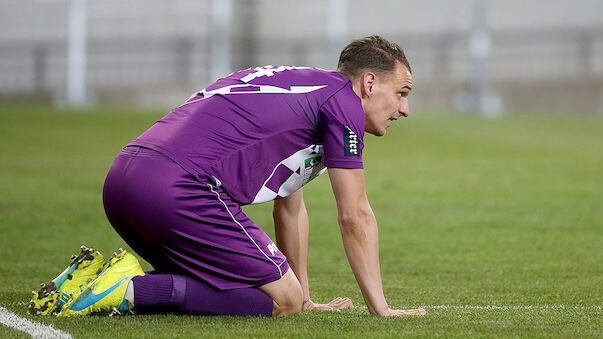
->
xmin=0 ymin=0 xmax=602 ymax=114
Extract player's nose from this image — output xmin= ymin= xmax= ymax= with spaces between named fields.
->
xmin=399 ymin=98 xmax=409 ymax=117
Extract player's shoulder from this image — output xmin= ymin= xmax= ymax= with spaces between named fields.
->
xmin=284 ymin=66 xmax=348 ymax=82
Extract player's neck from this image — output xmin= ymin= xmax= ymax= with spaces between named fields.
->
xmin=350 ymin=80 xmax=363 ymax=100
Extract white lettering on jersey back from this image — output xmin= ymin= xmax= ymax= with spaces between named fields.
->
xmin=183 ymin=65 xmax=328 ymax=106
xmin=183 ymin=84 xmax=327 ymax=106
xmin=252 ymin=144 xmax=327 ymax=204
xmin=241 ymin=65 xmax=313 ymax=83
xmin=200 ymin=84 xmax=327 ymax=100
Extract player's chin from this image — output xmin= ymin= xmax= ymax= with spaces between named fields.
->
xmin=366 ymin=125 xmax=387 ymax=136
xmin=374 ymin=128 xmax=387 ymax=136
xmin=379 ymin=124 xmax=389 ymax=136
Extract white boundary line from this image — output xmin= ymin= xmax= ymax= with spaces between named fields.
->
xmin=0 ymin=301 xmax=599 ymax=338
xmin=358 ymin=305 xmax=602 ymax=311
xmin=5 ymin=302 xmax=28 ymax=306
xmin=424 ymin=305 xmax=602 ymax=310
xmin=0 ymin=306 xmax=72 ymax=339
xmin=7 ymin=301 xmax=601 ymax=311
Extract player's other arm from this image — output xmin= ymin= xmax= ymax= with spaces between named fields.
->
xmin=273 ymin=189 xmax=353 ymax=311
xmin=273 ymin=189 xmax=310 ymax=301
xmin=328 ymin=167 xmax=426 ymax=316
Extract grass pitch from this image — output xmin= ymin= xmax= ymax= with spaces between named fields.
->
xmin=0 ymin=102 xmax=601 ymax=338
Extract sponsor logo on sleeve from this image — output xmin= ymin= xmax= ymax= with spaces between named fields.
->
xmin=343 ymin=125 xmax=360 ymax=157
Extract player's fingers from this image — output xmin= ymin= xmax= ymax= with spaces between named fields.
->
xmin=327 ymin=298 xmax=340 ymax=305
xmin=412 ymin=308 xmax=427 ymax=315
xmin=314 ymin=304 xmax=335 ymax=311
xmin=327 ymin=297 xmax=343 ymax=305
xmin=391 ymin=308 xmax=427 ymax=316
xmin=328 ymin=297 xmax=354 ymax=310
xmin=327 ymin=297 xmax=350 ymax=304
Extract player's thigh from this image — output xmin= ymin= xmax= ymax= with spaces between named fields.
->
xmin=104 ymin=147 xmax=291 ymax=289
xmin=172 ymin=180 xmax=291 ymax=289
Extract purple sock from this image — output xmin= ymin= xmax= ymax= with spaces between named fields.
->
xmin=131 ymin=274 xmax=273 ymax=316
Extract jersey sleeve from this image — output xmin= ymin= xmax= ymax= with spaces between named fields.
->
xmin=319 ymin=83 xmax=365 ymax=169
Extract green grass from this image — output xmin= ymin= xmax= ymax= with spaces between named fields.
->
xmin=0 ymin=102 xmax=601 ymax=338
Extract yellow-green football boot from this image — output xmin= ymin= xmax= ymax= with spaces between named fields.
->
xmin=27 ymin=246 xmax=104 ymax=315
xmin=57 ymin=249 xmax=145 ymax=317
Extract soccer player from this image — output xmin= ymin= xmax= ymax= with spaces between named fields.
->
xmin=34 ymin=36 xmax=425 ymax=317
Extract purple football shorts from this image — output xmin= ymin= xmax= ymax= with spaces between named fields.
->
xmin=102 ymin=146 xmax=289 ymax=290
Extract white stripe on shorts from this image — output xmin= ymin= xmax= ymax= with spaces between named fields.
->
xmin=207 ymin=183 xmax=283 ymax=278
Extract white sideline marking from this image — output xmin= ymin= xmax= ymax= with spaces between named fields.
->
xmin=6 ymin=302 xmax=28 ymax=306
xmin=0 ymin=306 xmax=72 ymax=339
xmin=358 ymin=305 xmax=602 ymax=311
xmin=424 ymin=305 xmax=602 ymax=310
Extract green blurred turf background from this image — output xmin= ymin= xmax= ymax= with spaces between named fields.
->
xmin=0 ymin=102 xmax=601 ymax=338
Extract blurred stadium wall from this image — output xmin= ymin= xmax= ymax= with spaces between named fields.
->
xmin=0 ymin=0 xmax=602 ymax=113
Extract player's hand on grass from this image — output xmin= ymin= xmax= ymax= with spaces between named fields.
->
xmin=381 ymin=307 xmax=427 ymax=316
xmin=302 ymin=297 xmax=354 ymax=311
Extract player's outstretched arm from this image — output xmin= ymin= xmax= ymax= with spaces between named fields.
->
xmin=328 ymin=168 xmax=426 ymax=316
xmin=273 ymin=189 xmax=353 ymax=311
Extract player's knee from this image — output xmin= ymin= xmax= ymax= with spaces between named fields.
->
xmin=259 ymin=269 xmax=303 ymax=316
xmin=278 ymin=282 xmax=303 ymax=316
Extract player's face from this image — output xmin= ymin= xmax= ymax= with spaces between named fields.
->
xmin=363 ymin=62 xmax=412 ymax=136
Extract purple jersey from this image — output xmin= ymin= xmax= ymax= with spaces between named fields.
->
xmin=128 ymin=66 xmax=365 ymax=205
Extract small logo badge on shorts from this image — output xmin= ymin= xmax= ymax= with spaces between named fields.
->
xmin=343 ymin=125 xmax=360 ymax=157
xmin=267 ymin=242 xmax=278 ymax=256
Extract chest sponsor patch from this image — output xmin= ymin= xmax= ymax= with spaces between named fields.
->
xmin=343 ymin=125 xmax=360 ymax=157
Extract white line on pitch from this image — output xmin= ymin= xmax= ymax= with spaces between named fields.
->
xmin=357 ymin=305 xmax=602 ymax=310
xmin=0 ymin=306 xmax=72 ymax=339
xmin=423 ymin=305 xmax=602 ymax=310
xmin=5 ymin=302 xmax=28 ymax=306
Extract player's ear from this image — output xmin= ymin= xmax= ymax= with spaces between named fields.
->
xmin=361 ymin=72 xmax=376 ymax=97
